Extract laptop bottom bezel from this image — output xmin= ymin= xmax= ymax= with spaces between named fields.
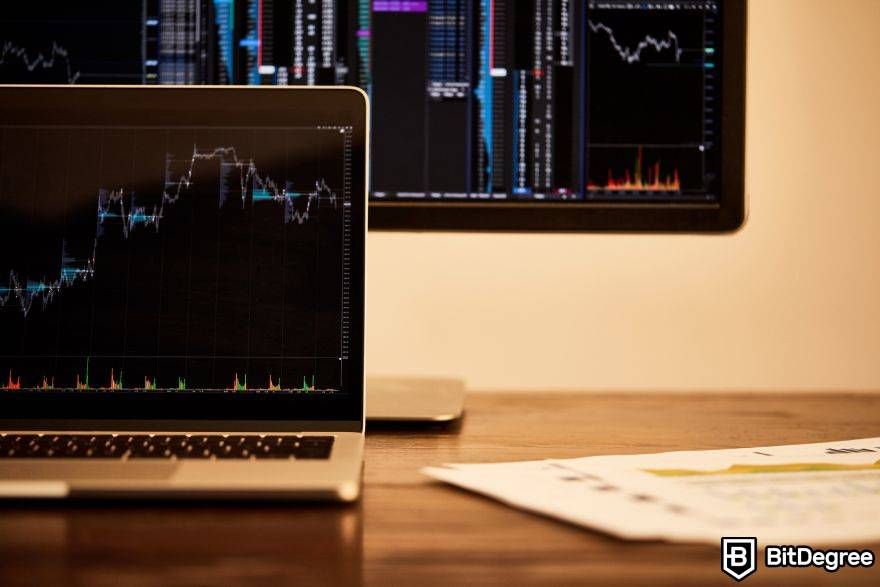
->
xmin=0 ymin=419 xmax=362 ymax=433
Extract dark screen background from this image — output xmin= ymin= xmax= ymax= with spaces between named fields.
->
xmin=0 ymin=125 xmax=352 ymax=397
xmin=0 ymin=0 xmax=723 ymax=203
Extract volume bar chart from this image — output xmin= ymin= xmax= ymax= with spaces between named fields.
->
xmin=588 ymin=147 xmax=681 ymax=194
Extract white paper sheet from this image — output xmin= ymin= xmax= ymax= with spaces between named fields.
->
xmin=422 ymin=438 xmax=880 ymax=544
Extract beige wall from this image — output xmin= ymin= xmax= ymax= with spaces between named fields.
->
xmin=365 ymin=0 xmax=880 ymax=391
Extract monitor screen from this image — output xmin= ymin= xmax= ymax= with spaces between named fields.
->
xmin=0 ymin=87 xmax=366 ymax=424
xmin=0 ymin=1 xmax=744 ymax=230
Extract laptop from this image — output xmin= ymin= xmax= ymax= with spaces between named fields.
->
xmin=0 ymin=85 xmax=368 ymax=500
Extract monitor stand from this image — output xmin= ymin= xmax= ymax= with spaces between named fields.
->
xmin=365 ymin=376 xmax=466 ymax=423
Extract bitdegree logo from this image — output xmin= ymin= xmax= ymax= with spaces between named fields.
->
xmin=721 ymin=538 xmax=757 ymax=581
xmin=721 ymin=537 xmax=876 ymax=580
xmin=765 ymin=545 xmax=875 ymax=573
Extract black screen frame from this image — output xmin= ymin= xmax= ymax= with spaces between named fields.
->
xmin=368 ymin=0 xmax=747 ymax=233
xmin=0 ymin=85 xmax=368 ymax=432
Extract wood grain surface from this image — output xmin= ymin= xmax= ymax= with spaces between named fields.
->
xmin=1 ymin=392 xmax=878 ymax=586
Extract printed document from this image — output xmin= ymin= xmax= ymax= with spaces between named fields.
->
xmin=422 ymin=438 xmax=880 ymax=544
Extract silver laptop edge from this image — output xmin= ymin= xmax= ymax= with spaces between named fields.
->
xmin=0 ymin=86 xmax=369 ymax=501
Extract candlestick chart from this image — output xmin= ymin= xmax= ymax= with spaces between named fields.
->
xmin=0 ymin=125 xmax=352 ymax=395
xmin=0 ymin=41 xmax=80 ymax=84
xmin=0 ymin=3 xmax=143 ymax=84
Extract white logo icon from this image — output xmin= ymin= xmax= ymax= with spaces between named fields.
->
xmin=722 ymin=537 xmax=757 ymax=581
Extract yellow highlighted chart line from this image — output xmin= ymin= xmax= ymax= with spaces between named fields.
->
xmin=644 ymin=461 xmax=880 ymax=477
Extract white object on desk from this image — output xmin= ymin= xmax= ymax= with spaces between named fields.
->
xmin=423 ymin=437 xmax=880 ymax=544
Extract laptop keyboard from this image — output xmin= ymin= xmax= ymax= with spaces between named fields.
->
xmin=0 ymin=434 xmax=334 ymax=460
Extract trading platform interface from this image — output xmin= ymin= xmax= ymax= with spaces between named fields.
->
xmin=0 ymin=122 xmax=354 ymax=396
xmin=0 ymin=1 xmax=722 ymax=203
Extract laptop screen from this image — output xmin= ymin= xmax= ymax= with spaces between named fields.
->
xmin=0 ymin=87 xmax=366 ymax=428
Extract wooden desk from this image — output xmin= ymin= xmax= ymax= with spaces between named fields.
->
xmin=1 ymin=392 xmax=878 ymax=586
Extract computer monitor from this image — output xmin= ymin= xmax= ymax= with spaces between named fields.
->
xmin=0 ymin=0 xmax=746 ymax=231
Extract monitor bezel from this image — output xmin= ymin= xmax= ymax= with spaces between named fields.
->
xmin=0 ymin=85 xmax=367 ymax=432
xmin=368 ymin=0 xmax=747 ymax=233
